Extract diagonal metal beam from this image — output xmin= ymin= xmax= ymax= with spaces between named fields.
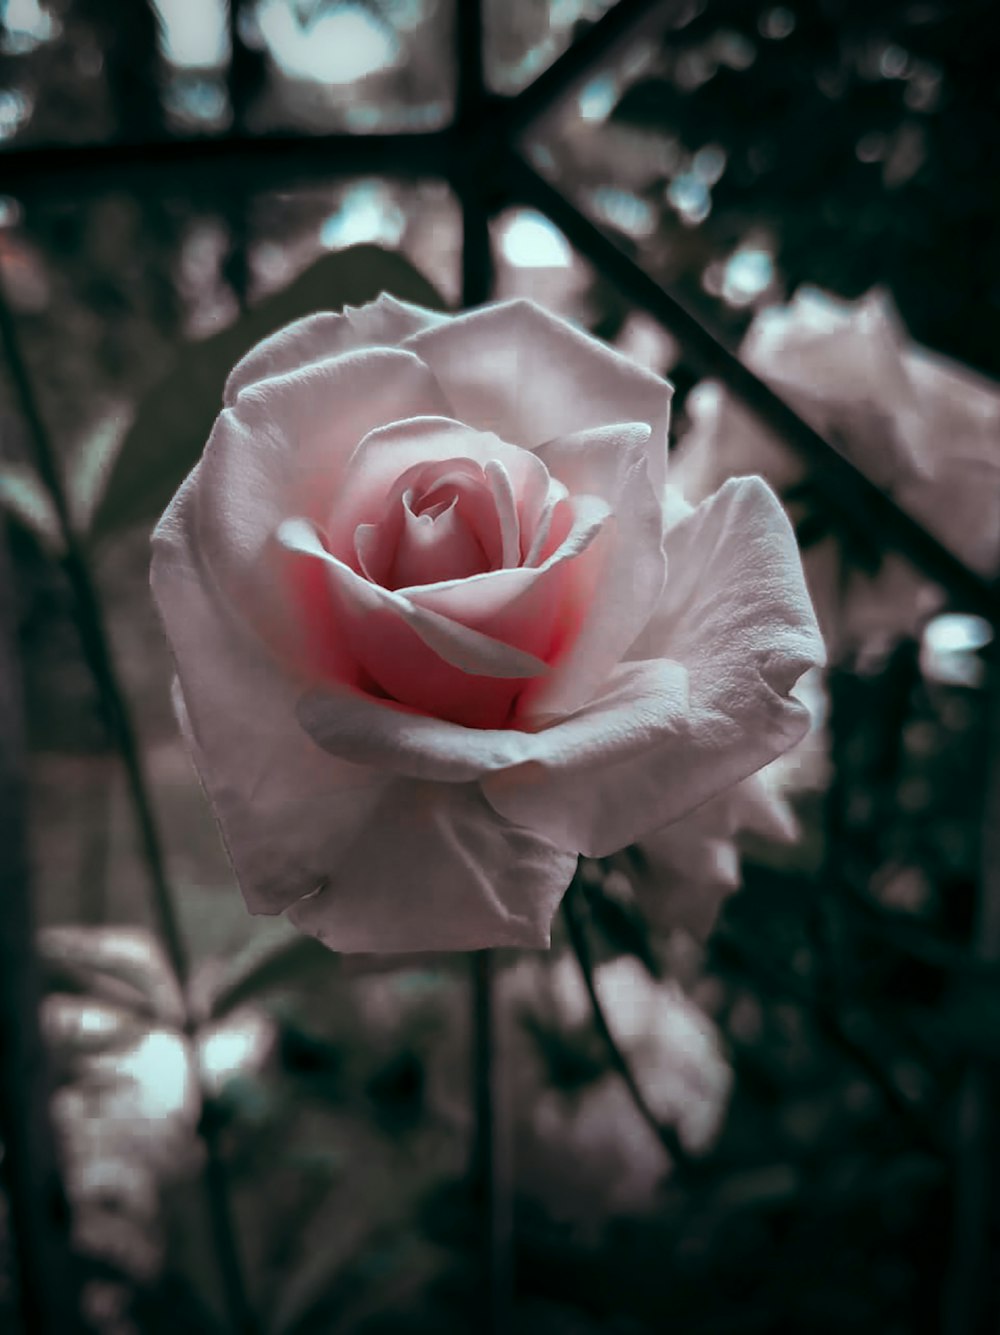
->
xmin=500 ymin=0 xmax=674 ymax=139
xmin=503 ymin=153 xmax=1000 ymax=622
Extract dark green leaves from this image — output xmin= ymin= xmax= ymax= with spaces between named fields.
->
xmin=87 ymin=244 xmax=446 ymax=544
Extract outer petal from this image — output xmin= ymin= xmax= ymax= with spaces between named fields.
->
xmin=743 ymin=287 xmax=927 ymax=487
xmin=286 ymin=780 xmax=577 ymax=953
xmin=529 ymin=423 xmax=667 ymax=718
xmin=152 ymin=479 xmax=392 ymax=916
xmin=297 ymin=657 xmax=689 ymax=783
xmin=635 ymin=771 xmax=798 ymax=940
xmin=482 ymin=477 xmax=825 ymax=855
xmin=192 ymin=349 xmax=450 ymax=661
xmin=223 ymin=294 xmax=450 ymax=404
xmin=403 ymin=299 xmax=673 ymax=489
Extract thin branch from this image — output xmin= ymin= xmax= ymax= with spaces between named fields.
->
xmin=471 ymin=952 xmax=513 ymax=1335
xmin=0 ymin=521 xmax=91 ymax=1333
xmin=943 ymin=642 xmax=1000 ymax=1334
xmin=561 ymin=883 xmax=692 ymax=1170
xmin=0 ymin=284 xmax=188 ymax=987
xmin=0 ymin=283 xmax=260 ymax=1334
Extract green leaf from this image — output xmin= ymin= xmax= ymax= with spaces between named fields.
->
xmin=88 ymin=244 xmax=447 ymax=543
xmin=0 ymin=461 xmax=63 ymax=552
xmin=37 ymin=924 xmax=185 ymax=1026
xmin=200 ymin=922 xmax=335 ymax=1020
xmin=585 ymin=878 xmax=662 ymax=979
xmin=519 ymin=1011 xmax=607 ymax=1092
xmin=67 ymin=410 xmax=129 ymax=533
xmin=794 ymin=510 xmax=832 ymax=551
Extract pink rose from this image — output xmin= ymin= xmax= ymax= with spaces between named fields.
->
xmin=674 ymin=287 xmax=1000 ymax=658
xmin=151 ymin=295 xmax=823 ymax=953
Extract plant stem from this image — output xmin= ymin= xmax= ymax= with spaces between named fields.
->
xmin=0 ymin=521 xmax=92 ymax=1333
xmin=562 ymin=880 xmax=692 ymax=1169
xmin=472 ymin=951 xmax=512 ymax=1335
xmin=0 ymin=287 xmax=188 ymax=986
xmin=944 ymin=645 xmax=1000 ymax=1335
xmin=0 ymin=282 xmax=259 ymax=1334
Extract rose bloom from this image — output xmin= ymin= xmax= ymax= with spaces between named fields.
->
xmin=674 ymin=286 xmax=1000 ymax=661
xmin=151 ymin=295 xmax=823 ymax=953
xmin=513 ymin=955 xmax=731 ymax=1220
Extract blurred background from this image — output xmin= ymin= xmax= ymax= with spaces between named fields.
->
xmin=1 ymin=1 xmax=999 ymax=1332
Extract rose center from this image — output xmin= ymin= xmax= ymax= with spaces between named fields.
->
xmin=352 ymin=457 xmax=511 ymax=591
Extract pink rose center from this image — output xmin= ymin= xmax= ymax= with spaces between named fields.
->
xmin=280 ymin=420 xmax=598 ymax=729
xmin=352 ymin=457 xmax=510 ymax=590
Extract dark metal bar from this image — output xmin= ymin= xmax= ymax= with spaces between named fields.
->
xmin=456 ymin=0 xmax=494 ymax=308
xmin=0 ymin=519 xmax=91 ymax=1335
xmin=458 ymin=5 xmax=509 ymax=1326
xmin=503 ymin=153 xmax=1000 ymax=621
xmin=0 ymin=130 xmax=452 ymax=197
xmin=0 ymin=1 xmax=993 ymax=619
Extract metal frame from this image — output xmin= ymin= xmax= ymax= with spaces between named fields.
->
xmin=2 ymin=0 xmax=995 ymax=614
xmin=1 ymin=1 xmax=998 ymax=1332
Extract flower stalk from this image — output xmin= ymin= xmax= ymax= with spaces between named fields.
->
xmin=0 ymin=282 xmax=259 ymax=1334
xmin=472 ymin=951 xmax=513 ymax=1335
xmin=0 ymin=520 xmax=90 ymax=1334
xmin=562 ymin=875 xmax=691 ymax=1169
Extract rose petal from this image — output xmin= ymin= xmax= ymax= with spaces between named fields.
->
xmin=279 ymin=518 xmax=547 ymax=728
xmin=278 ymin=518 xmax=547 ymax=679
xmin=354 ymin=457 xmax=502 ymax=583
xmin=328 ymin=416 xmax=538 ymax=551
xmin=152 ymin=493 xmax=393 ymax=916
xmin=191 ymin=350 xmax=450 ymax=666
xmin=297 ymin=656 xmax=688 ymax=782
xmin=389 ymin=493 xmax=490 ymax=588
xmin=224 ymin=294 xmax=450 ymax=404
xmin=636 ymin=772 xmax=797 ymax=940
xmin=529 ymin=423 xmax=667 ymax=718
xmin=407 ymin=492 xmax=609 ymax=666
xmin=484 ymin=459 xmax=521 ymax=567
xmin=403 ymin=300 xmax=673 ymax=488
xmin=286 ymin=780 xmax=577 ymax=952
xmin=482 ymin=477 xmax=825 ymax=854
